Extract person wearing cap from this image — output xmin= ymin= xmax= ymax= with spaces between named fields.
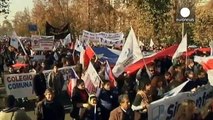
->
xmin=35 ymin=88 xmax=65 ymax=120
xmin=0 ymin=95 xmax=31 ymax=120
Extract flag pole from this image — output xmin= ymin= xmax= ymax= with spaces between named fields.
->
xmin=141 ymin=52 xmax=151 ymax=80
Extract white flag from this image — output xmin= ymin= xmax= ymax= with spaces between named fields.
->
xmin=10 ymin=38 xmax=18 ymax=49
xmin=12 ymin=32 xmax=27 ymax=55
xmin=112 ymin=27 xmax=143 ymax=77
xmin=82 ymin=62 xmax=102 ymax=93
xmin=172 ymin=34 xmax=187 ymax=60
xmin=63 ymin=33 xmax=71 ymax=46
xmin=150 ymin=39 xmax=154 ymax=48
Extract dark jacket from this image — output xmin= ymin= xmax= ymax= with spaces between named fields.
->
xmin=47 ymin=71 xmax=64 ymax=96
xmin=33 ymin=72 xmax=46 ymax=97
xmin=70 ymin=87 xmax=89 ymax=119
xmin=83 ymin=105 xmax=102 ymax=120
xmin=98 ymin=88 xmax=114 ymax=120
xmin=35 ymin=99 xmax=65 ymax=120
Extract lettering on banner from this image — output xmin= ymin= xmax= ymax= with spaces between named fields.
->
xmin=8 ymin=81 xmax=32 ymax=90
xmin=149 ymin=85 xmax=212 ymax=120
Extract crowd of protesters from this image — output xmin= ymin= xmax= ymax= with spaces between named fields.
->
xmin=0 ymin=35 xmax=213 ymax=120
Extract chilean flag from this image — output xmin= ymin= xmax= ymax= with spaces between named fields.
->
xmin=67 ymin=68 xmax=79 ymax=97
xmin=80 ymin=45 xmax=95 ymax=69
xmin=194 ymin=56 xmax=213 ymax=86
xmin=105 ymin=61 xmax=116 ymax=88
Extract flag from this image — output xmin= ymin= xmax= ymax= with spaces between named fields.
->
xmin=46 ymin=22 xmax=70 ymax=39
xmin=10 ymin=38 xmax=18 ymax=49
xmin=164 ymin=80 xmax=189 ymax=97
xmin=172 ymin=34 xmax=187 ymax=60
xmin=194 ymin=56 xmax=213 ymax=86
xmin=150 ymin=39 xmax=154 ymax=48
xmin=105 ymin=61 xmax=116 ymax=88
xmin=63 ymin=33 xmax=72 ymax=46
xmin=82 ymin=46 xmax=96 ymax=69
xmin=12 ymin=32 xmax=27 ymax=55
xmin=67 ymin=67 xmax=79 ymax=97
xmin=112 ymin=27 xmax=143 ymax=77
xmin=82 ymin=62 xmax=102 ymax=93
xmin=125 ymin=44 xmax=178 ymax=75
xmin=75 ymin=41 xmax=84 ymax=52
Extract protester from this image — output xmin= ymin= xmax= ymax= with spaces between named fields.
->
xmin=174 ymin=99 xmax=201 ymax=120
xmin=0 ymin=95 xmax=31 ymax=120
xmin=201 ymin=98 xmax=213 ymax=120
xmin=83 ymin=94 xmax=102 ymax=120
xmin=70 ymin=79 xmax=89 ymax=119
xmin=131 ymin=79 xmax=151 ymax=120
xmin=35 ymin=88 xmax=65 ymax=120
xmin=33 ymin=65 xmax=47 ymax=102
xmin=109 ymin=94 xmax=134 ymax=120
xmin=97 ymin=80 xmax=114 ymax=120
xmin=47 ymin=63 xmax=64 ymax=100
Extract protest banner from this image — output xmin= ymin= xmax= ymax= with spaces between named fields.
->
xmin=148 ymin=84 xmax=213 ymax=120
xmin=82 ymin=30 xmax=124 ymax=46
xmin=31 ymin=55 xmax=45 ymax=62
xmin=31 ymin=35 xmax=54 ymax=51
xmin=4 ymin=73 xmax=36 ymax=98
xmin=43 ymin=66 xmax=76 ymax=90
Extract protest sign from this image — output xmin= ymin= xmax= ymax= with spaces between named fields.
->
xmin=148 ymin=84 xmax=213 ymax=120
xmin=4 ymin=73 xmax=36 ymax=98
xmin=31 ymin=35 xmax=54 ymax=51
xmin=43 ymin=66 xmax=76 ymax=90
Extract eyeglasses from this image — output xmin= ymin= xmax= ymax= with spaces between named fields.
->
xmin=149 ymin=69 xmax=154 ymax=72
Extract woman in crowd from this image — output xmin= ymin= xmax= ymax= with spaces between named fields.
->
xmin=175 ymin=99 xmax=201 ymax=120
xmin=35 ymin=88 xmax=65 ymax=120
xmin=131 ymin=79 xmax=152 ymax=120
xmin=201 ymin=98 xmax=213 ymax=120
xmin=70 ymin=79 xmax=89 ymax=120
xmin=0 ymin=95 xmax=31 ymax=120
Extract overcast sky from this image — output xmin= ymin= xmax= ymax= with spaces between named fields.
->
xmin=0 ymin=0 xmax=34 ymax=23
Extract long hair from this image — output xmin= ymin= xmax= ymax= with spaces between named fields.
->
xmin=174 ymin=99 xmax=196 ymax=120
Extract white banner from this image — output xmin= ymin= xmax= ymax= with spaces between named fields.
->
xmin=31 ymin=55 xmax=45 ymax=62
xmin=148 ymin=84 xmax=213 ymax=120
xmin=82 ymin=62 xmax=102 ymax=93
xmin=31 ymin=35 xmax=54 ymax=51
xmin=82 ymin=30 xmax=124 ymax=46
xmin=43 ymin=66 xmax=75 ymax=90
xmin=4 ymin=73 xmax=36 ymax=98
xmin=99 ymin=37 xmax=123 ymax=46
